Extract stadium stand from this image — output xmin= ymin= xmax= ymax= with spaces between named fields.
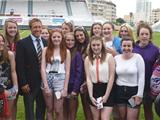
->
xmin=0 ymin=0 xmax=93 ymax=29
xmin=0 ymin=0 xmax=6 ymax=14
xmin=28 ymin=0 xmax=33 ymax=16
xmin=5 ymin=0 xmax=28 ymax=16
xmin=70 ymin=0 xmax=93 ymax=26
xmin=33 ymin=0 xmax=68 ymax=16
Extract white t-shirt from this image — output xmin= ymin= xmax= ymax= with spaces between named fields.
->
xmin=114 ymin=53 xmax=145 ymax=97
xmin=105 ymin=41 xmax=114 ymax=49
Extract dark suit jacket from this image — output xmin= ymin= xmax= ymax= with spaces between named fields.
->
xmin=16 ymin=35 xmax=47 ymax=95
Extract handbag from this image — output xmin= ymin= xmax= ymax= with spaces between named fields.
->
xmin=0 ymin=91 xmax=9 ymax=117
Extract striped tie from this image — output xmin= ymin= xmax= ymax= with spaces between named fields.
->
xmin=36 ymin=39 xmax=42 ymax=65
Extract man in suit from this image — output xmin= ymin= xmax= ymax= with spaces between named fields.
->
xmin=16 ymin=18 xmax=46 ymax=120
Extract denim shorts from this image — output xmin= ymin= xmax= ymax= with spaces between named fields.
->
xmin=115 ymin=85 xmax=139 ymax=108
xmin=47 ymin=73 xmax=65 ymax=92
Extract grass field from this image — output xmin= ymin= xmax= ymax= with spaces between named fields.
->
xmin=16 ymin=30 xmax=160 ymax=120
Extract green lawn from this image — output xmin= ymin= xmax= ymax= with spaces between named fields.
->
xmin=15 ymin=30 xmax=160 ymax=120
xmin=16 ymin=96 xmax=160 ymax=120
xmin=16 ymin=96 xmax=85 ymax=120
xmin=153 ymin=32 xmax=160 ymax=46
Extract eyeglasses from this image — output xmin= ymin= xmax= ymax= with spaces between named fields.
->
xmin=64 ymin=20 xmax=73 ymax=24
xmin=63 ymin=20 xmax=74 ymax=26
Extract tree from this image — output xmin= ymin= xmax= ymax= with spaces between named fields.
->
xmin=116 ymin=18 xmax=126 ymax=25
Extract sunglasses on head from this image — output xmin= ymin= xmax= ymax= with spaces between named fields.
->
xmin=120 ymin=30 xmax=128 ymax=33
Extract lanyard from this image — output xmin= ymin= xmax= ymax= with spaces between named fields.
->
xmin=96 ymin=58 xmax=100 ymax=83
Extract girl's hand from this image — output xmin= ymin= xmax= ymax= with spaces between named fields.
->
xmin=41 ymin=83 xmax=51 ymax=96
xmin=4 ymin=90 xmax=10 ymax=97
xmin=43 ymin=83 xmax=48 ymax=90
xmin=71 ymin=91 xmax=77 ymax=96
xmin=80 ymin=82 xmax=87 ymax=93
xmin=13 ymin=85 xmax=18 ymax=96
xmin=90 ymin=96 xmax=97 ymax=106
xmin=106 ymin=48 xmax=117 ymax=57
xmin=102 ymin=95 xmax=108 ymax=103
xmin=61 ymin=89 xmax=68 ymax=97
xmin=133 ymin=96 xmax=142 ymax=105
xmin=44 ymin=88 xmax=52 ymax=97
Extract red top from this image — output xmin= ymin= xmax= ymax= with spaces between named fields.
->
xmin=8 ymin=43 xmax=16 ymax=52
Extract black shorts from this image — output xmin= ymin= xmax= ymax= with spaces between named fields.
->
xmin=115 ymin=85 xmax=139 ymax=108
xmin=89 ymin=83 xmax=115 ymax=107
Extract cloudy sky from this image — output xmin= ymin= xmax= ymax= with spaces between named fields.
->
xmin=111 ymin=0 xmax=159 ymax=17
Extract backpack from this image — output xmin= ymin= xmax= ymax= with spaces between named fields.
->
xmin=150 ymin=57 xmax=160 ymax=97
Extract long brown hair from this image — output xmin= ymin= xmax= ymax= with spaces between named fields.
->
xmin=3 ymin=19 xmax=20 ymax=44
xmin=0 ymin=34 xmax=9 ymax=63
xmin=88 ymin=36 xmax=106 ymax=65
xmin=45 ymin=29 xmax=67 ymax=64
xmin=74 ymin=26 xmax=89 ymax=59
xmin=90 ymin=22 xmax=102 ymax=37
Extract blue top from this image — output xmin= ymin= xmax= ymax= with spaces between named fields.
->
xmin=133 ymin=41 xmax=159 ymax=92
xmin=68 ymin=51 xmax=83 ymax=94
xmin=113 ymin=37 xmax=122 ymax=54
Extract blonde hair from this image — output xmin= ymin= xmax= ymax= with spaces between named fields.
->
xmin=119 ymin=24 xmax=134 ymax=40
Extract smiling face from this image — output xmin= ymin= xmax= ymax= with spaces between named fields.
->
xmin=30 ymin=21 xmax=42 ymax=38
xmin=138 ymin=28 xmax=150 ymax=46
xmin=121 ymin=40 xmax=133 ymax=55
xmin=62 ymin=24 xmax=71 ymax=35
xmin=0 ymin=35 xmax=5 ymax=51
xmin=6 ymin=22 xmax=18 ymax=38
xmin=75 ymin=31 xmax=85 ymax=44
xmin=120 ymin=26 xmax=129 ymax=37
xmin=51 ymin=31 xmax=62 ymax=46
xmin=41 ymin=28 xmax=50 ymax=40
xmin=65 ymin=34 xmax=75 ymax=49
xmin=102 ymin=23 xmax=113 ymax=40
xmin=92 ymin=24 xmax=102 ymax=37
xmin=91 ymin=39 xmax=102 ymax=56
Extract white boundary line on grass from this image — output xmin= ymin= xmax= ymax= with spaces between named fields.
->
xmin=20 ymin=31 xmax=26 ymax=36
xmin=20 ymin=30 xmax=30 ymax=38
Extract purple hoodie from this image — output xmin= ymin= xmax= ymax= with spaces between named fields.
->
xmin=133 ymin=42 xmax=159 ymax=92
xmin=68 ymin=51 xmax=83 ymax=94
